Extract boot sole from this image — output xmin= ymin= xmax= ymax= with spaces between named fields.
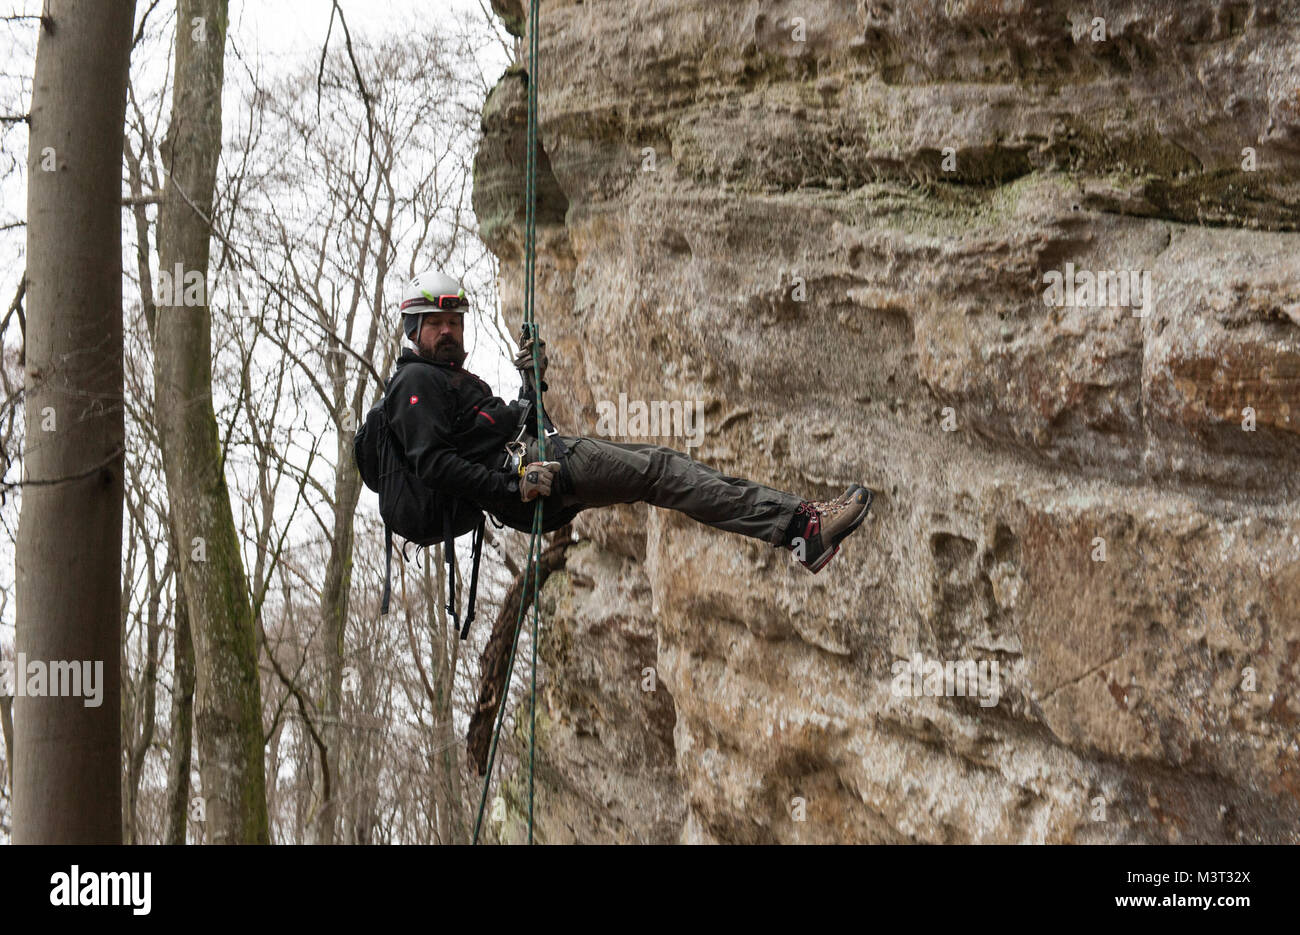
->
xmin=805 ymin=543 xmax=840 ymax=574
xmin=802 ymin=486 xmax=874 ymax=574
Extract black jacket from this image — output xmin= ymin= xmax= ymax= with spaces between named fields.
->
xmin=383 ymin=350 xmax=580 ymax=534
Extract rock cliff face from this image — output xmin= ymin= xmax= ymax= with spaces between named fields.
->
xmin=473 ymin=0 xmax=1300 ymax=843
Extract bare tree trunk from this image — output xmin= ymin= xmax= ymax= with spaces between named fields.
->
xmin=164 ymin=567 xmax=195 ymax=844
xmin=425 ymin=557 xmax=466 ymax=844
xmin=0 ymin=693 xmax=12 ymax=792
xmin=124 ymin=551 xmax=165 ymax=844
xmin=314 ymin=450 xmax=360 ymax=844
xmin=127 ymin=91 xmax=196 ymax=846
xmin=315 ymin=256 xmax=391 ymax=845
xmin=153 ymin=0 xmax=268 ymax=843
xmin=13 ymin=0 xmax=134 ymax=845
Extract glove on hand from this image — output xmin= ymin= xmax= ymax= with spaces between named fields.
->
xmin=513 ymin=338 xmax=549 ymax=383
xmin=520 ymin=460 xmax=561 ymax=501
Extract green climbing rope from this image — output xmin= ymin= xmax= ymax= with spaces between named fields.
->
xmin=472 ymin=0 xmax=546 ymax=846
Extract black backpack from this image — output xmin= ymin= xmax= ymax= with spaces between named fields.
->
xmin=354 ymin=392 xmax=486 ymax=638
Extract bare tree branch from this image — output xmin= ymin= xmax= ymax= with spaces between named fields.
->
xmin=1 ymin=444 xmax=124 ymax=495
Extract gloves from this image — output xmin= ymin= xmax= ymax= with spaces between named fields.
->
xmin=520 ymin=461 xmax=561 ymax=501
xmin=513 ymin=338 xmax=549 ymax=384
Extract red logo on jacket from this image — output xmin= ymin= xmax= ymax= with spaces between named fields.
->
xmin=409 ymin=395 xmax=419 ymax=405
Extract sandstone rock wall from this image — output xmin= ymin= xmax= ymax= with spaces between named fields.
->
xmin=474 ymin=0 xmax=1300 ymax=843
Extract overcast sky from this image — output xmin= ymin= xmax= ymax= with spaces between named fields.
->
xmin=1 ymin=0 xmax=518 ymax=378
xmin=222 ymin=0 xmax=518 ymax=387
xmin=227 ymin=0 xmax=513 ymax=79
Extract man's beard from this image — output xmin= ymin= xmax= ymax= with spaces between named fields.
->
xmin=418 ymin=338 xmax=466 ymax=367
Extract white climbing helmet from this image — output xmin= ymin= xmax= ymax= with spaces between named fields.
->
xmin=399 ymin=269 xmax=470 ymax=341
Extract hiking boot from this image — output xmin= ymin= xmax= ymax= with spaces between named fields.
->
xmin=791 ymin=485 xmax=874 ymax=574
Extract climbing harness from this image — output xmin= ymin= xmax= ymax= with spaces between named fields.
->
xmin=503 ymin=394 xmax=569 ymax=479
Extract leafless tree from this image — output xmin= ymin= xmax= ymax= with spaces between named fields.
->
xmin=14 ymin=0 xmax=134 ymax=844
xmin=153 ymin=0 xmax=269 ymax=843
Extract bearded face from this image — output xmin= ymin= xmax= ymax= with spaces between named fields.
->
xmin=414 ymin=311 xmax=466 ymax=366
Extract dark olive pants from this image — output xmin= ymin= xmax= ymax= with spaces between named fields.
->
xmin=521 ymin=435 xmax=803 ymax=547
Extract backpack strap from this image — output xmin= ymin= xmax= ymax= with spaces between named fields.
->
xmin=542 ymin=425 xmax=569 ymax=461
xmin=460 ymin=514 xmax=486 ymax=640
xmin=380 ymin=524 xmax=393 ymax=616
xmin=444 ymin=508 xmax=459 ymax=637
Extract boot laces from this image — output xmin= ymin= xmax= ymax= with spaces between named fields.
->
xmin=806 ymin=498 xmax=850 ymax=519
xmin=798 ymin=498 xmax=837 ymax=515
xmin=793 ymin=500 xmax=821 ymax=537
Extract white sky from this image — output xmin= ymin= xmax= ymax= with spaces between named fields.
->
xmin=232 ymin=0 xmax=510 ymax=52
xmin=227 ymin=0 xmax=514 ymax=85
xmin=2 ymin=0 xmax=518 ymax=387
xmin=223 ymin=0 xmax=518 ymax=386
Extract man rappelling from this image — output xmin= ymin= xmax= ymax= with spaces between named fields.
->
xmin=358 ymin=268 xmax=874 ymax=606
